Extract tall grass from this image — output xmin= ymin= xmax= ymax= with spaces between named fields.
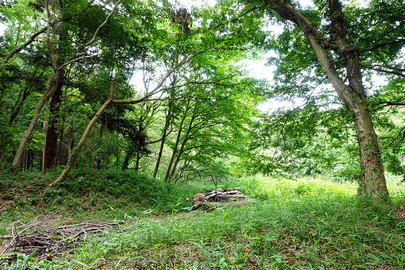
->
xmin=3 ymin=174 xmax=405 ymax=269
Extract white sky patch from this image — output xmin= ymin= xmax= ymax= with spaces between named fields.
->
xmin=0 ymin=23 xmax=6 ymax=35
xmin=130 ymin=70 xmax=147 ymax=93
xmin=295 ymin=0 xmax=315 ymax=8
xmin=170 ymin=0 xmax=216 ymax=9
xmin=241 ymin=51 xmax=277 ymax=80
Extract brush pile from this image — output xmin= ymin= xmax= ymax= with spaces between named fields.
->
xmin=188 ymin=187 xmax=252 ymax=210
xmin=0 ymin=216 xmax=121 ymax=263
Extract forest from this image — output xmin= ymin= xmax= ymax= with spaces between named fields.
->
xmin=0 ymin=0 xmax=405 ymax=268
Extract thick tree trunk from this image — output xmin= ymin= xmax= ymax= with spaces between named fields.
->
xmin=44 ymin=74 xmax=63 ymax=169
xmin=353 ymin=103 xmax=387 ymax=198
xmin=11 ymin=0 xmax=119 ymax=171
xmin=265 ymin=0 xmax=389 ymax=202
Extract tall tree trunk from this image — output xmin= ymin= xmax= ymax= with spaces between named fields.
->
xmin=11 ymin=0 xmax=119 ymax=171
xmin=265 ymin=0 xmax=389 ymax=202
xmin=164 ymin=102 xmax=190 ymax=182
xmin=11 ymin=72 xmax=63 ymax=170
xmin=44 ymin=73 xmax=63 ymax=169
xmin=169 ymin=114 xmax=195 ymax=180
xmin=153 ymin=128 xmax=167 ymax=178
xmin=122 ymin=147 xmax=135 ymax=170
xmin=135 ymin=150 xmax=140 ymax=171
xmin=153 ymin=110 xmax=172 ymax=178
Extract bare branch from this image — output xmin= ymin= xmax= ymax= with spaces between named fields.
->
xmin=2 ymin=26 xmax=48 ymax=66
xmin=363 ymin=39 xmax=405 ymax=52
xmin=84 ymin=0 xmax=121 ymax=48
xmin=59 ymin=54 xmax=99 ymax=70
xmin=363 ymin=65 xmax=405 ymax=78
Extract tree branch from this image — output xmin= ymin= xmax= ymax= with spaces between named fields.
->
xmin=61 ymin=0 xmax=121 ymax=71
xmin=382 ymin=0 xmax=405 ymax=19
xmin=2 ymin=26 xmax=48 ymax=66
xmin=59 ymin=54 xmax=99 ymax=70
xmin=377 ymin=101 xmax=405 ymax=106
xmin=84 ymin=0 xmax=121 ymax=48
xmin=362 ymin=65 xmax=405 ymax=78
xmin=363 ymin=39 xmax=405 ymax=52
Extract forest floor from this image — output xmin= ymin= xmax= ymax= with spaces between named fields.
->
xmin=1 ymin=171 xmax=405 ymax=269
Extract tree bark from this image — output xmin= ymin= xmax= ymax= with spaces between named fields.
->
xmin=44 ymin=72 xmax=64 ymax=169
xmin=169 ymin=112 xmax=196 ymax=180
xmin=153 ymin=109 xmax=172 ymax=178
xmin=164 ymin=100 xmax=191 ymax=182
xmin=264 ymin=0 xmax=389 ymax=202
xmin=122 ymin=147 xmax=135 ymax=170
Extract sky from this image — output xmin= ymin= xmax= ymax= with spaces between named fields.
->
xmin=0 ymin=23 xmax=5 ymax=35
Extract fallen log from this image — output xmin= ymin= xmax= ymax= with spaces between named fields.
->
xmin=187 ymin=187 xmax=248 ymax=210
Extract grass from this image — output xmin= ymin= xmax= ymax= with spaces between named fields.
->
xmin=1 ymin=172 xmax=405 ymax=269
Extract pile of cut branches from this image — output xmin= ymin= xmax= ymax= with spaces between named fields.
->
xmin=0 ymin=216 xmax=121 ymax=263
xmin=188 ymin=187 xmax=253 ymax=210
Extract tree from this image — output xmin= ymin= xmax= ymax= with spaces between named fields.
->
xmin=1 ymin=0 xmax=151 ymax=170
xmin=7 ymin=0 xmax=122 ymax=170
xmin=252 ymin=0 xmax=404 ymax=203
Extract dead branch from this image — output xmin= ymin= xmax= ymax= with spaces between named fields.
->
xmin=0 ymin=219 xmax=121 ymax=262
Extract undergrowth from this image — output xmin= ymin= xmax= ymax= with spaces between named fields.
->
xmin=2 ymin=173 xmax=405 ymax=269
xmin=0 ymin=169 xmax=195 ymax=230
